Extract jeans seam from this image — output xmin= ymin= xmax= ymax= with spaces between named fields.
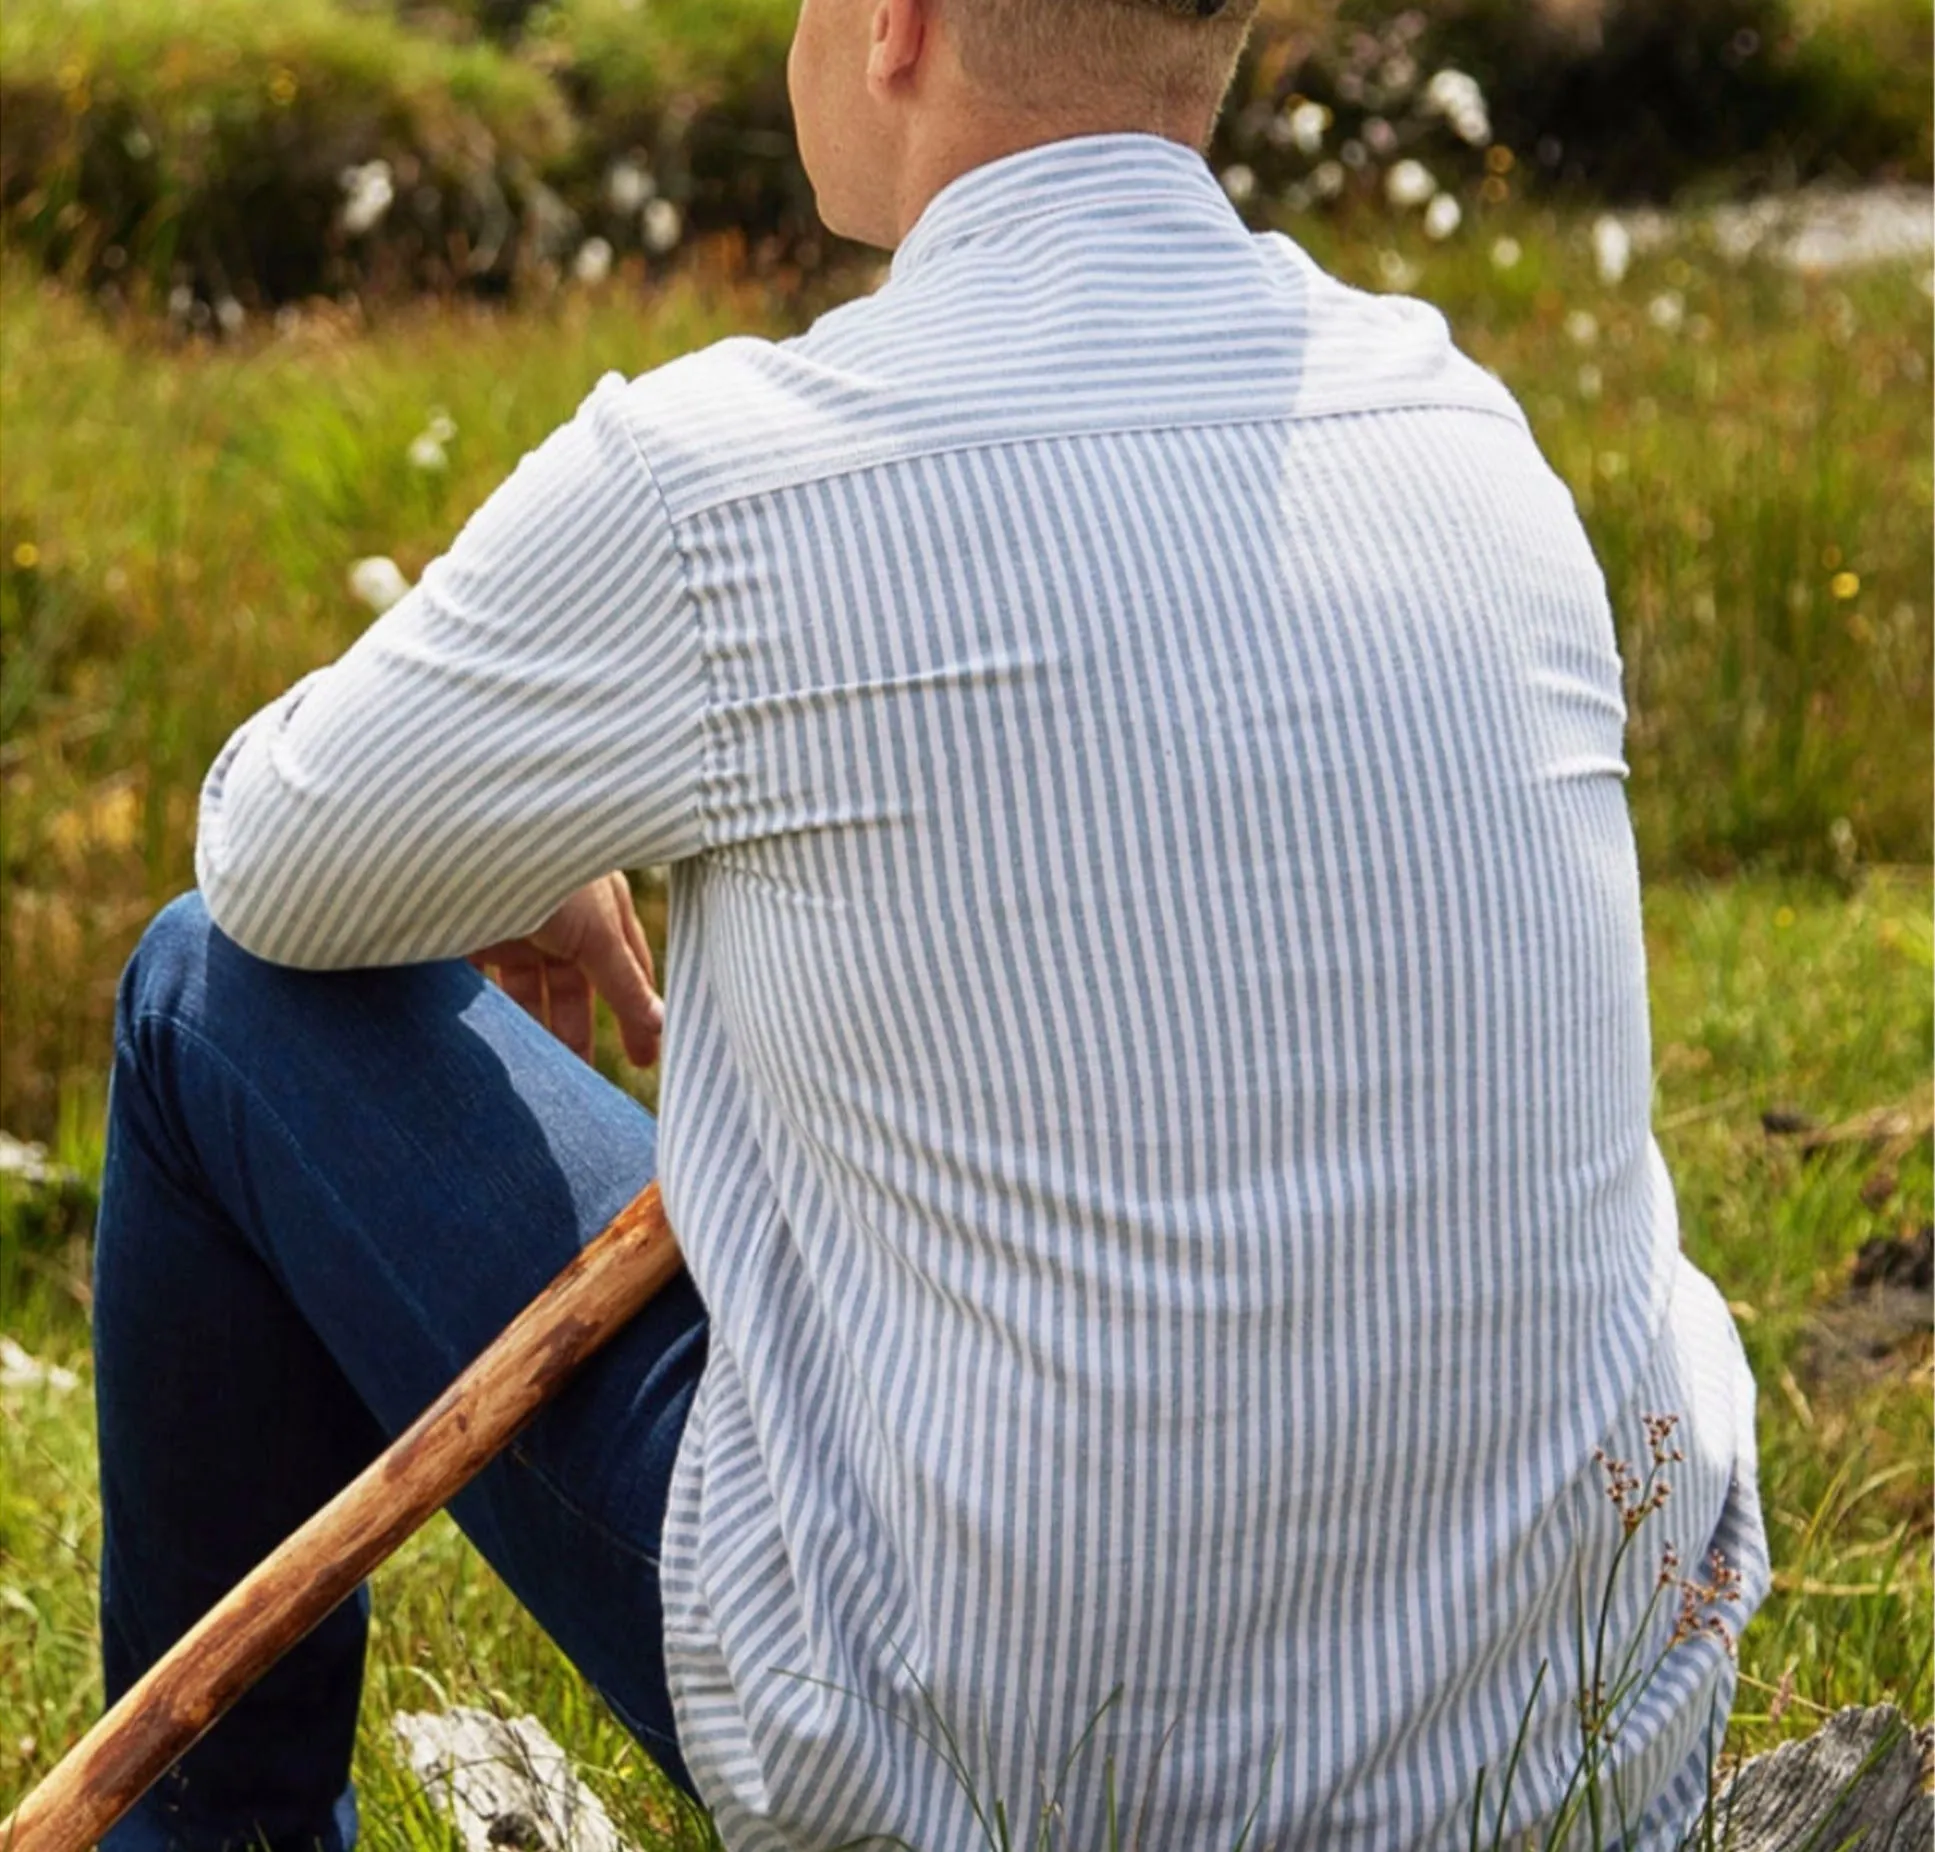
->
xmin=503 ymin=1441 xmax=666 ymax=1571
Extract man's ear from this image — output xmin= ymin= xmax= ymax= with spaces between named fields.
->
xmin=865 ymin=0 xmax=928 ymax=97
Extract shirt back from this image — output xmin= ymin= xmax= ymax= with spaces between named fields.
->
xmin=634 ymin=135 xmax=1767 ymax=1851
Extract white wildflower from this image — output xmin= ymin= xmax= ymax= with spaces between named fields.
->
xmin=605 ymin=159 xmax=654 ymax=214
xmin=1385 ymin=159 xmax=1437 ymax=209
xmin=572 ymin=236 xmax=614 ymax=285
xmin=407 ymin=432 xmax=447 ymax=472
xmin=1576 ymin=362 xmax=1603 ymax=400
xmin=424 ymin=409 xmax=457 ymax=446
xmin=348 ymin=556 xmax=411 ymax=613
xmin=1591 ymin=213 xmax=1631 ymax=285
xmin=214 ymin=295 xmax=245 ymax=335
xmin=1565 ymin=308 xmax=1600 ymax=347
xmin=1376 ymin=249 xmax=1420 ymax=293
xmin=1423 ymin=193 xmax=1463 ymax=241
xmin=1221 ymin=164 xmax=1257 ymax=206
xmin=1312 ymin=160 xmax=1346 ymax=200
xmin=1363 ymin=117 xmax=1398 ymax=159
xmin=1647 ymin=289 xmax=1685 ymax=333
xmin=1423 ymin=69 xmax=1491 ymax=147
xmin=167 ymin=283 xmax=194 ymax=320
xmin=339 ymin=160 xmax=395 ymax=237
xmin=641 ymin=197 xmax=682 ymax=255
xmin=1287 ymin=100 xmax=1331 ymax=155
xmin=1490 ymin=235 xmax=1522 ymax=270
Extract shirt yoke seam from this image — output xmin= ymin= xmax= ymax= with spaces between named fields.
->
xmin=654 ymin=396 xmax=1531 ymax=524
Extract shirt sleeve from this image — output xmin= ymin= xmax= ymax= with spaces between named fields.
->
xmin=195 ymin=370 xmax=706 ymax=968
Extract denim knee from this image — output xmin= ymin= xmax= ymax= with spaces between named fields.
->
xmin=115 ymin=889 xmax=213 ymax=1046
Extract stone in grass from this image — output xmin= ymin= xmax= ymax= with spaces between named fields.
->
xmin=1715 ymin=1705 xmax=1933 ymax=1852
xmin=392 ymin=1708 xmax=637 ymax=1852
xmin=0 ymin=1130 xmax=97 ymax=1248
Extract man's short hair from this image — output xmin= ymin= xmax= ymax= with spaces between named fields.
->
xmin=941 ymin=0 xmax=1264 ymax=127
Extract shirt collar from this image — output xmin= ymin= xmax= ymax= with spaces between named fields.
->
xmin=888 ymin=132 xmax=1234 ymax=283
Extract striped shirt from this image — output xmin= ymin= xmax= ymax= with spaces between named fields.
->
xmin=198 ymin=132 xmax=1768 ymax=1851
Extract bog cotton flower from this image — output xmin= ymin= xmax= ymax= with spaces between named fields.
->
xmin=407 ymin=432 xmax=447 ymax=472
xmin=1423 ymin=69 xmax=1491 ymax=147
xmin=348 ymin=556 xmax=411 ymax=613
xmin=1490 ymin=235 xmax=1522 ymax=270
xmin=1287 ymin=100 xmax=1331 ymax=155
xmin=1565 ymin=309 xmax=1600 ymax=347
xmin=1591 ymin=214 xmax=1632 ymax=286
xmin=606 ymin=159 xmax=654 ymax=213
xmin=642 ymin=198 xmax=683 ymax=254
xmin=1221 ymin=164 xmax=1257 ymax=205
xmin=339 ymin=160 xmax=394 ymax=237
xmin=1647 ymin=289 xmax=1686 ymax=333
xmin=1385 ymin=160 xmax=1437 ymax=209
xmin=1376 ymin=249 xmax=1421 ymax=292
xmin=1423 ymin=194 xmax=1463 ymax=241
xmin=573 ymin=236 xmax=614 ymax=285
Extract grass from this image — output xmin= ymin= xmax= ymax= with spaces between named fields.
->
xmin=1 ymin=194 xmax=1930 ymax=1841
xmin=4 ymin=874 xmax=1928 ymax=1840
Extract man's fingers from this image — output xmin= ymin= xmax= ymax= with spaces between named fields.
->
xmin=580 ymin=921 xmax=662 ymax=1068
xmin=469 ymin=877 xmax=663 ymax=1068
xmin=495 ymin=958 xmax=547 ymax=1025
xmin=544 ymin=962 xmax=596 ymax=1064
xmin=616 ymin=883 xmax=658 ymax=994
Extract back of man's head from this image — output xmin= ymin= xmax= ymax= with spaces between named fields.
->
xmin=785 ymin=0 xmax=1264 ymax=250
xmin=940 ymin=0 xmax=1263 ymax=129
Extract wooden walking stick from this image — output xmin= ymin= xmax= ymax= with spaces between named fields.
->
xmin=3 ymin=1180 xmax=683 ymax=1852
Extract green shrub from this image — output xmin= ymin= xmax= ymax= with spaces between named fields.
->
xmin=523 ymin=0 xmax=817 ymax=270
xmin=3 ymin=0 xmax=1927 ymax=311
xmin=1223 ymin=0 xmax=1933 ymax=210
xmin=0 ymin=0 xmax=576 ymax=308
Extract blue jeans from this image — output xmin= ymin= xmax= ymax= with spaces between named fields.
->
xmin=94 ymin=892 xmax=708 ymax=1851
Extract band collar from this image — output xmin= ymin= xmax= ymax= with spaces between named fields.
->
xmin=888 ymin=132 xmax=1233 ymax=283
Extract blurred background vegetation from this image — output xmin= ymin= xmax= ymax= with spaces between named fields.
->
xmin=1 ymin=0 xmax=1930 ymax=1838
xmin=2 ymin=0 xmax=1929 ymax=310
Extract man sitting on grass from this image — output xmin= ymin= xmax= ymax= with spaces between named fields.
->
xmin=96 ymin=0 xmax=1768 ymax=1844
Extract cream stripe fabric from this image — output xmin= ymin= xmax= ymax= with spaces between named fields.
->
xmin=198 ymin=133 xmax=1767 ymax=1851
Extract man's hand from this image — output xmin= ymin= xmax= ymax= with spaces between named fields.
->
xmin=469 ymin=872 xmax=663 ymax=1068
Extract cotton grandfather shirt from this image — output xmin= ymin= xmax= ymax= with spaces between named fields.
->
xmin=198 ymin=134 xmax=1769 ymax=1851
